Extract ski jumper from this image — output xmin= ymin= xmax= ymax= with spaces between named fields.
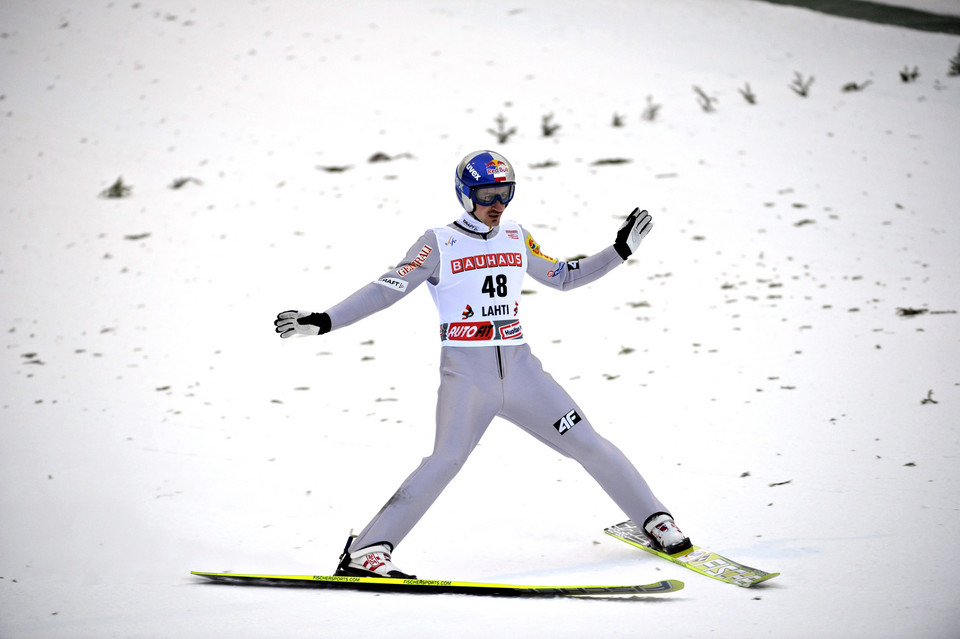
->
xmin=324 ymin=212 xmax=669 ymax=552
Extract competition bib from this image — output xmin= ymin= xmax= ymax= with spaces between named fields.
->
xmin=429 ymin=222 xmax=526 ymax=346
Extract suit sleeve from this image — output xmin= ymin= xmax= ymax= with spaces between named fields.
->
xmin=325 ymin=231 xmax=440 ymax=331
xmin=521 ymin=226 xmax=625 ymax=291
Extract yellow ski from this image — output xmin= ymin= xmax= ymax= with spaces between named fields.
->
xmin=605 ymin=520 xmax=779 ymax=588
xmin=191 ymin=571 xmax=683 ymax=597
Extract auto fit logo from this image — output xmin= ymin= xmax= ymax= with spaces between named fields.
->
xmin=486 ymin=159 xmax=509 ymax=182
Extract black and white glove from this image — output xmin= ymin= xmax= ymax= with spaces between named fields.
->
xmin=613 ymin=208 xmax=654 ymax=260
xmin=274 ymin=310 xmax=331 ymax=338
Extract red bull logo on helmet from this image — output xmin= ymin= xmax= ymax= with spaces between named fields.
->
xmin=485 ymin=158 xmax=510 ymax=182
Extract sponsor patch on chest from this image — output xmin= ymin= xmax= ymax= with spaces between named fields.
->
xmin=450 ymin=252 xmax=523 ymax=274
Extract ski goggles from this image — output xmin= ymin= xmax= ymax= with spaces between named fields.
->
xmin=471 ymin=182 xmax=515 ymax=206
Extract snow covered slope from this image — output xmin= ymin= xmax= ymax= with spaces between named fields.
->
xmin=1 ymin=1 xmax=958 ymax=637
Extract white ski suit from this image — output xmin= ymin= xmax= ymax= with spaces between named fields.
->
xmin=323 ymin=212 xmax=670 ymax=552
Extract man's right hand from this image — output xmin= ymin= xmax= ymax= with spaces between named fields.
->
xmin=274 ymin=310 xmax=331 ymax=338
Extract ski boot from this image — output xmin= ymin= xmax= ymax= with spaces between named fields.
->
xmin=335 ymin=537 xmax=416 ymax=579
xmin=643 ymin=512 xmax=693 ymax=555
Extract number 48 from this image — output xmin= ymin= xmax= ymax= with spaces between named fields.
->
xmin=482 ymin=274 xmax=508 ymax=298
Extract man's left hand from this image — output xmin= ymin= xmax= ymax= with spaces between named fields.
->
xmin=614 ymin=208 xmax=654 ymax=259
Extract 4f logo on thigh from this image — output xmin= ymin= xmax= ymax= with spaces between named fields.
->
xmin=553 ymin=409 xmax=581 ymax=435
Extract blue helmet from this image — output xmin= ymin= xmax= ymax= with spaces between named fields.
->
xmin=454 ymin=150 xmax=516 ymax=213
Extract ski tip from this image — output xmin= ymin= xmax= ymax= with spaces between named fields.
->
xmin=748 ymin=572 xmax=781 ymax=586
